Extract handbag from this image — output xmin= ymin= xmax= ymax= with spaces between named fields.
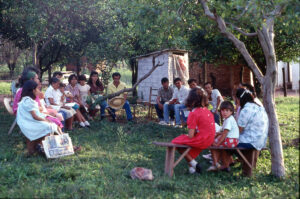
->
xmin=42 ymin=130 xmax=74 ymax=159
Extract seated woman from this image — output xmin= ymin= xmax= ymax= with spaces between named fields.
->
xmin=172 ymin=87 xmax=215 ymax=174
xmin=65 ymin=74 xmax=90 ymax=128
xmin=87 ymin=71 xmax=109 ymax=120
xmin=17 ymin=80 xmax=61 ymax=155
xmin=45 ymin=77 xmax=76 ymax=131
xmin=62 ymin=82 xmax=90 ymax=128
xmin=13 ymin=68 xmax=40 ymax=114
xmin=236 ymin=88 xmax=268 ymax=150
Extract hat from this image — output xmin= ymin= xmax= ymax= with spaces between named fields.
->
xmin=108 ymin=97 xmax=126 ymax=110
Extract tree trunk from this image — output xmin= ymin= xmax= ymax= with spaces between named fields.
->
xmin=262 ymin=75 xmax=285 ymax=177
xmin=48 ymin=66 xmax=52 ymax=83
xmin=8 ymin=63 xmax=16 ymax=78
xmin=130 ymin=58 xmax=138 ymax=96
xmin=32 ymin=43 xmax=38 ymax=66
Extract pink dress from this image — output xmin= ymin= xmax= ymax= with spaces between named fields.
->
xmin=172 ymin=107 xmax=215 ymax=159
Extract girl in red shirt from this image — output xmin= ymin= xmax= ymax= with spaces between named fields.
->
xmin=172 ymin=87 xmax=215 ymax=174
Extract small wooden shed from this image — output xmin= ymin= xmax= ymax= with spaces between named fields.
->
xmin=136 ymin=49 xmax=189 ymax=101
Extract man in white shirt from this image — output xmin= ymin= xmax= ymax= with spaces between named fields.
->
xmin=161 ymin=77 xmax=190 ymax=127
xmin=204 ymin=82 xmax=223 ymax=124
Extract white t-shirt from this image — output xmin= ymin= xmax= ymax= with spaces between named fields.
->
xmin=170 ymin=85 xmax=190 ymax=104
xmin=210 ymin=89 xmax=223 ymax=112
xmin=77 ymin=84 xmax=90 ymax=103
xmin=44 ymin=85 xmax=63 ymax=106
xmin=222 ymin=115 xmax=239 ymax=139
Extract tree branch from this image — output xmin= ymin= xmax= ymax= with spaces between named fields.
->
xmin=226 ymin=22 xmax=257 ymax=37
xmin=235 ymin=0 xmax=254 ymax=20
xmin=198 ymin=0 xmax=216 ymax=20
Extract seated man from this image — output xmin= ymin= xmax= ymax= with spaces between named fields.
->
xmin=204 ymin=82 xmax=223 ymax=125
xmin=107 ymin=72 xmax=133 ymax=122
xmin=161 ymin=77 xmax=190 ymax=127
xmin=188 ymin=78 xmax=202 ymax=89
xmin=155 ymin=77 xmax=174 ymax=124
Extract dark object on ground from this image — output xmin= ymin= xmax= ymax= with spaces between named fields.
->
xmin=195 ymin=163 xmax=202 ymax=174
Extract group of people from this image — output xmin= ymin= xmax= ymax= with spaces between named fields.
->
xmin=154 ymin=77 xmax=269 ymax=173
xmin=155 ymin=77 xmax=223 ymax=127
xmin=13 ymin=67 xmax=132 ymax=155
xmin=13 ymin=66 xmax=269 ymax=175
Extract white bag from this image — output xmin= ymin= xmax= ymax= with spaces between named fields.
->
xmin=42 ymin=131 xmax=74 ymax=159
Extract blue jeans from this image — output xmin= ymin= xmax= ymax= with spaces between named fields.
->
xmin=155 ymin=101 xmax=174 ymax=121
xmin=100 ymin=101 xmax=108 ymax=116
xmin=110 ymin=100 xmax=133 ymax=121
xmin=212 ymin=111 xmax=220 ymax=125
xmin=164 ymin=103 xmax=186 ymax=125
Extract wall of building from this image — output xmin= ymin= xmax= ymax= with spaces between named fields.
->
xmin=137 ymin=52 xmax=169 ymax=101
xmin=189 ymin=62 xmax=252 ymax=96
xmin=137 ymin=50 xmax=189 ymax=102
xmin=277 ymin=61 xmax=299 ymax=90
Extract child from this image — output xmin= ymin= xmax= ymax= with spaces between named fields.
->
xmin=207 ymin=101 xmax=239 ymax=172
xmin=16 ymin=80 xmax=62 ymax=155
xmin=38 ymin=91 xmax=64 ymax=128
xmin=77 ymin=74 xmax=91 ymax=107
xmin=60 ymin=83 xmax=90 ymax=128
xmin=171 ymin=87 xmax=215 ymax=174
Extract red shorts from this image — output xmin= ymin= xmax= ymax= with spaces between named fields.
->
xmin=218 ymin=138 xmax=238 ymax=148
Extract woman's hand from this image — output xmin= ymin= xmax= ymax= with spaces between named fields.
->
xmin=212 ymin=142 xmax=220 ymax=147
xmin=188 ymin=129 xmax=195 ymax=138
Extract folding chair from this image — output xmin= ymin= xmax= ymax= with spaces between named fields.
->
xmin=3 ymin=97 xmax=17 ymax=135
xmin=147 ymin=87 xmax=158 ymax=119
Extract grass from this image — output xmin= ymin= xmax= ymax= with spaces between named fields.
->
xmin=0 ymin=97 xmax=298 ymax=198
xmin=0 ymin=82 xmax=11 ymax=95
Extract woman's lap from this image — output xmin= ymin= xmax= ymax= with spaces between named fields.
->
xmin=237 ymin=143 xmax=255 ymax=149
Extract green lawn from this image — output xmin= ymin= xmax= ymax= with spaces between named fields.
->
xmin=0 ymin=97 xmax=298 ymax=198
xmin=0 ymin=82 xmax=11 ymax=95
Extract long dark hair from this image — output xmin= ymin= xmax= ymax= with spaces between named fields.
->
xmin=185 ymin=87 xmax=209 ymax=109
xmin=21 ymin=80 xmax=38 ymax=100
xmin=236 ymin=88 xmax=256 ymax=109
xmin=88 ymin=71 xmax=103 ymax=87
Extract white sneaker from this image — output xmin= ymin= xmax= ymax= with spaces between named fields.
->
xmin=206 ymin=165 xmax=218 ymax=172
xmin=174 ymin=125 xmax=181 ymax=128
xmin=202 ymin=154 xmax=212 ymax=160
xmin=189 ymin=167 xmax=196 ymax=174
xmin=170 ymin=120 xmax=175 ymax=126
xmin=159 ymin=121 xmax=168 ymax=125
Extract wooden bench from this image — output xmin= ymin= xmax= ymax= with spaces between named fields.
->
xmin=153 ymin=141 xmax=267 ymax=177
